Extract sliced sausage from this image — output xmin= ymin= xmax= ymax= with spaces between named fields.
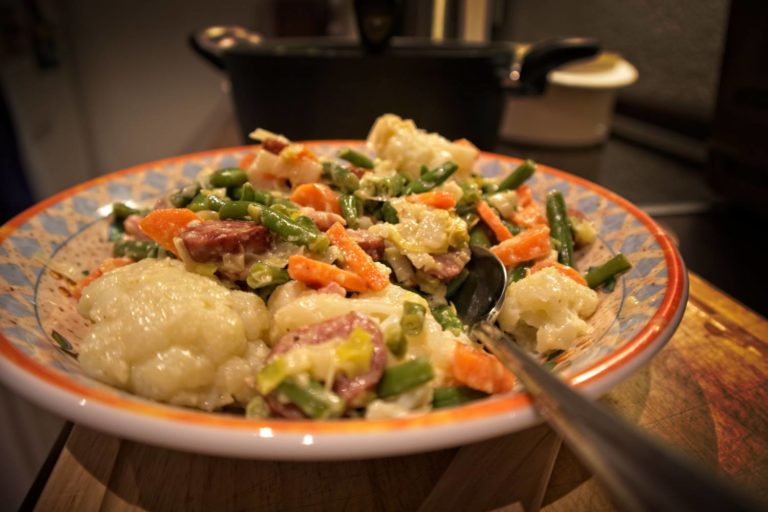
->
xmin=425 ymin=251 xmax=470 ymax=281
xmin=180 ymin=220 xmax=270 ymax=262
xmin=262 ymin=138 xmax=289 ymax=155
xmin=266 ymin=312 xmax=387 ymax=418
xmin=347 ymin=230 xmax=385 ymax=261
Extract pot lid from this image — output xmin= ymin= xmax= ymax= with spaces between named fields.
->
xmin=549 ymin=52 xmax=638 ymax=89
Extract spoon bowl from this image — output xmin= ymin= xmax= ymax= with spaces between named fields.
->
xmin=452 ymin=246 xmax=508 ymax=326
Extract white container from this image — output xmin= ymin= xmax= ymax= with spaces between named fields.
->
xmin=499 ymin=52 xmax=638 ymax=147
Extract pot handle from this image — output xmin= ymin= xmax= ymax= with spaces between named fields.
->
xmin=508 ymin=37 xmax=601 ymax=94
xmin=189 ymin=26 xmax=264 ymax=70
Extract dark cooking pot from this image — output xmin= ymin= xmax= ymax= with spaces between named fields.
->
xmin=191 ymin=26 xmax=598 ymax=149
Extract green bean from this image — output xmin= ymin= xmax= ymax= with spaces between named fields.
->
xmin=169 ymin=184 xmax=201 ymax=208
xmin=377 ymin=359 xmax=434 ymax=398
xmin=469 ymin=225 xmax=491 ymax=248
xmin=107 ymin=221 xmax=125 ymax=242
xmin=246 ymin=263 xmax=290 ymax=289
xmin=228 ymin=185 xmax=243 ymax=200
xmin=230 ymin=182 xmax=258 ymax=202
xmin=401 ymin=301 xmax=426 ymax=336
xmin=338 ymin=148 xmax=374 ymax=169
xmin=324 ymin=162 xmax=360 ymax=193
xmin=187 ymin=193 xmax=208 ymax=212
xmin=380 ymin=201 xmax=399 ymax=224
xmin=431 ymin=304 xmax=464 ymax=335
xmin=240 ymin=183 xmax=256 ymax=202
xmin=269 ymin=203 xmax=294 ymax=217
xmin=509 ymin=265 xmax=528 ymax=283
xmin=339 ymin=194 xmax=361 ymax=229
xmin=404 ymin=161 xmax=458 ymax=194
xmin=269 ymin=198 xmax=300 ymax=217
xmin=112 ymin=202 xmax=139 ymax=220
xmin=497 ymin=159 xmax=536 ymax=192
xmin=275 ymin=380 xmax=345 ymax=419
xmin=432 ymin=386 xmax=488 ymax=409
xmin=209 ymin=167 xmax=247 ymax=188
xmin=260 ymin=206 xmax=328 ymax=252
xmin=295 ymin=215 xmax=320 ymax=234
xmin=218 ymin=200 xmax=255 ymax=220
xmin=585 ymin=253 xmax=632 ymax=289
xmin=205 ymin=194 xmax=227 ymax=212
xmin=545 ymin=190 xmax=574 ymax=267
xmin=385 ymin=329 xmax=407 ymax=358
xmin=382 ymin=173 xmax=408 ymax=196
xmin=232 ymin=183 xmax=273 ymax=205
xmin=113 ymin=239 xmax=158 ymax=260
xmin=252 ymin=188 xmax=274 ymax=206
xmin=445 ymin=269 xmax=470 ymax=298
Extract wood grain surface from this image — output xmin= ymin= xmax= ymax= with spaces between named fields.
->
xmin=541 ymin=273 xmax=768 ymax=511
xmin=33 ymin=273 xmax=768 ymax=512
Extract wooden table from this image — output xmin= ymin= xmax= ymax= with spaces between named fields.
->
xmin=31 ymin=273 xmax=768 ymax=512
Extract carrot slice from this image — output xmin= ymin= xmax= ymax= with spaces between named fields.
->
xmin=73 ymin=257 xmax=133 ymax=300
xmin=451 ymin=343 xmax=515 ymax=394
xmin=477 ymin=200 xmax=513 ymax=242
xmin=326 ymin=223 xmax=389 ymax=291
xmin=530 ymin=260 xmax=588 ymax=286
xmin=287 ymin=254 xmax=368 ymax=293
xmin=290 ymin=183 xmax=341 ymax=214
xmin=138 ymin=208 xmax=199 ymax=255
xmin=404 ymin=191 xmax=457 ymax=209
xmin=490 ymin=225 xmax=551 ymax=267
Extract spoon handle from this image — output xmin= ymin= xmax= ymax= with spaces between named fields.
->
xmin=473 ymin=321 xmax=762 ymax=512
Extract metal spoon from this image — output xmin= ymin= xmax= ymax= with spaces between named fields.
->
xmin=452 ymin=246 xmax=762 ymax=512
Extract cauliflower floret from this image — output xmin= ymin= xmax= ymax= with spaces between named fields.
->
xmin=366 ymin=113 xmax=478 ymax=181
xmin=77 ymin=259 xmax=270 ymax=410
xmin=497 ymin=267 xmax=598 ymax=353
